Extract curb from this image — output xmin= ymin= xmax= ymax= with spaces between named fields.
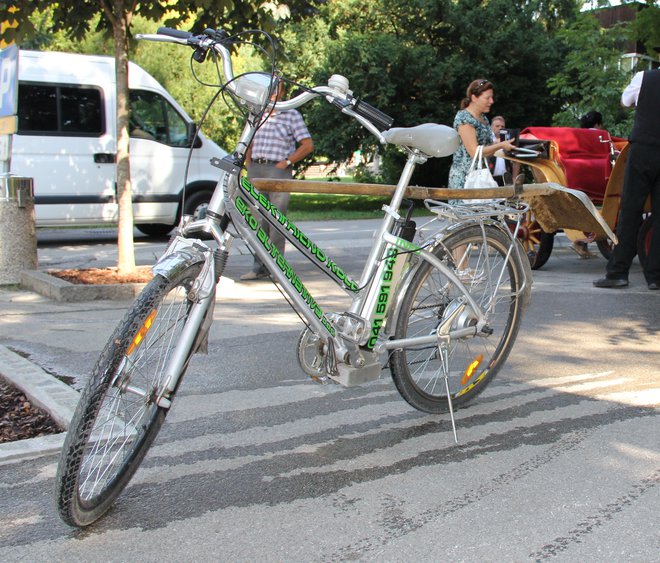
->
xmin=0 ymin=345 xmax=79 ymax=465
xmin=20 ymin=270 xmax=147 ymax=302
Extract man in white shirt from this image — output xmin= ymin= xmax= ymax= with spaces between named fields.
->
xmin=490 ymin=116 xmax=511 ymax=185
xmin=593 ymin=69 xmax=660 ymax=290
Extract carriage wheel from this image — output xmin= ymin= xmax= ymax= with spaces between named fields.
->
xmin=596 ymin=238 xmax=614 ymax=260
xmin=509 ymin=212 xmax=555 ymax=270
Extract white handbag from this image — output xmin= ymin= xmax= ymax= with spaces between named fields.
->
xmin=464 ymin=145 xmax=498 ymax=191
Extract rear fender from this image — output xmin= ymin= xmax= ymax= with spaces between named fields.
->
xmin=385 ymin=219 xmax=532 ymax=337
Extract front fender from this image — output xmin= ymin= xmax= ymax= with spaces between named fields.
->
xmin=152 ymin=236 xmax=211 ymax=282
xmin=152 ymin=237 xmax=216 ymax=357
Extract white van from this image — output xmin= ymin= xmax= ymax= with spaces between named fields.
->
xmin=11 ymin=50 xmax=227 ymax=236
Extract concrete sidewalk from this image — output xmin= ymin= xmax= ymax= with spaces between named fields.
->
xmin=0 ymin=219 xmax=648 ymax=465
xmin=0 ymin=219 xmax=379 ymax=464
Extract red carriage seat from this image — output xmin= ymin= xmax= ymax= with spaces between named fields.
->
xmin=520 ymin=127 xmax=624 ymax=205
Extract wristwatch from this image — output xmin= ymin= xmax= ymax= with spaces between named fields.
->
xmin=285 ymin=158 xmax=293 ymax=167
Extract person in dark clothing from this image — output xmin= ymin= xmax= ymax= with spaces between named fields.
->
xmin=593 ymin=69 xmax=660 ymax=290
xmin=579 ymin=111 xmax=603 ymax=129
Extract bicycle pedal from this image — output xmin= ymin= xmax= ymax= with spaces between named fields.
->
xmin=309 ymin=373 xmax=331 ymax=384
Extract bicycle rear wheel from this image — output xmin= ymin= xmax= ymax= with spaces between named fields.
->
xmin=390 ymin=224 xmax=526 ymax=413
xmin=56 ymin=263 xmax=203 ymax=527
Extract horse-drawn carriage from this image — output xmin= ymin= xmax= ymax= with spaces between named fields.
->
xmin=504 ymin=126 xmax=652 ymax=269
xmin=253 ymin=125 xmax=647 ymax=270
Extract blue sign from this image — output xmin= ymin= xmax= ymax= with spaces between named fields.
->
xmin=0 ymin=45 xmax=19 ymax=118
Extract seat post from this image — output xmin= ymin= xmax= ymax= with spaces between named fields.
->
xmin=350 ymin=151 xmax=422 ymax=314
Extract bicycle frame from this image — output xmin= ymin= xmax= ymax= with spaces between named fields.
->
xmin=153 ymin=143 xmax=527 ymax=394
xmin=54 ymin=28 xmax=537 ymax=531
xmin=135 ymin=29 xmax=529 ymax=392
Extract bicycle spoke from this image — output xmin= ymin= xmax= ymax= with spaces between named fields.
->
xmin=391 ymin=223 xmax=525 ymax=413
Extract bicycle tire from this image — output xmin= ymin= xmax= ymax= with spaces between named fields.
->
xmin=56 ymin=263 xmax=203 ymax=527
xmin=390 ymin=224 xmax=525 ymax=414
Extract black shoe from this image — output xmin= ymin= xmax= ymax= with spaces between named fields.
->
xmin=593 ymin=277 xmax=628 ymax=288
xmin=648 ymin=281 xmax=660 ymax=290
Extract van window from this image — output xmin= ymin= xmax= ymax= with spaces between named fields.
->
xmin=18 ymin=83 xmax=104 ymax=135
xmin=130 ymin=89 xmax=190 ymax=147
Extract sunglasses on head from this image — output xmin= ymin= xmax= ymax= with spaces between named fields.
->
xmin=470 ymin=80 xmax=492 ymax=96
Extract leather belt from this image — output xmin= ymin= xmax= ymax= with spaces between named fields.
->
xmin=252 ymin=158 xmax=280 ymax=165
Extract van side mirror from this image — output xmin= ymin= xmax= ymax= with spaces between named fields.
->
xmin=186 ymin=122 xmax=202 ymax=148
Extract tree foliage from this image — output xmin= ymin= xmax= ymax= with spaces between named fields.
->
xmin=278 ymin=0 xmax=577 ymax=186
xmin=632 ymin=4 xmax=660 ymax=58
xmin=547 ymin=12 xmax=634 ymax=137
xmin=2 ymin=0 xmax=652 ymax=193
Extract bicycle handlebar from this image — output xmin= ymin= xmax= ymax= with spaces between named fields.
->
xmin=348 ymin=98 xmax=394 ymax=132
xmin=156 ymin=27 xmax=193 ymax=40
xmin=136 ymin=27 xmax=394 ymax=142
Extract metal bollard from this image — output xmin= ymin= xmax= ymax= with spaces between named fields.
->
xmin=0 ymin=175 xmax=38 ymax=285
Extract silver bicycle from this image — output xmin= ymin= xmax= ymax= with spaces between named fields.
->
xmin=55 ymin=26 xmax=532 ymax=527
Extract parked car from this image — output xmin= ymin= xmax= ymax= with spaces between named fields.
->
xmin=11 ymin=49 xmax=227 ymax=236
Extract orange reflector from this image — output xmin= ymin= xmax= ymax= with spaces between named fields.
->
xmin=127 ymin=310 xmax=157 ymax=356
xmin=461 ymin=354 xmax=483 ymax=385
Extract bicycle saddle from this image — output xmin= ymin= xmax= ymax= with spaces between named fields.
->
xmin=383 ymin=123 xmax=459 ymax=158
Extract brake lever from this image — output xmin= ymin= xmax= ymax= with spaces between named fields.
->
xmin=193 ymin=47 xmax=208 ymax=63
xmin=203 ymin=28 xmax=233 ymax=49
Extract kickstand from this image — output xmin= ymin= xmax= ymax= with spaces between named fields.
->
xmin=439 ymin=345 xmax=459 ymax=444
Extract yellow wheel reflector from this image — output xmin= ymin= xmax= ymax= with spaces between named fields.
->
xmin=461 ymin=354 xmax=483 ymax=385
xmin=127 ymin=310 xmax=157 ymax=356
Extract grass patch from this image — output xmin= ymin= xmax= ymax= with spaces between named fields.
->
xmin=287 ymin=193 xmax=391 ymax=221
xmin=287 ymin=192 xmax=436 ymax=222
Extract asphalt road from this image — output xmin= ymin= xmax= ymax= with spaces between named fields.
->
xmin=0 ymin=223 xmax=658 ymax=561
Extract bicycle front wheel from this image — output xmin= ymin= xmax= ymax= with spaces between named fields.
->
xmin=56 ymin=263 xmax=203 ymax=527
xmin=390 ymin=224 xmax=526 ymax=413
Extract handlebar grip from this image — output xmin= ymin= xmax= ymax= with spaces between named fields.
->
xmin=351 ymin=98 xmax=394 ymax=132
xmin=157 ymin=27 xmax=193 ymax=39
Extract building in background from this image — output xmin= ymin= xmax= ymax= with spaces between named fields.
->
xmin=592 ymin=2 xmax=659 ymax=71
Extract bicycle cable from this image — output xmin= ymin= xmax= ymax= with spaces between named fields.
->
xmin=178 ymin=28 xmax=279 ymax=219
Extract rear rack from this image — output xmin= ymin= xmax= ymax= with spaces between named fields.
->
xmin=424 ymin=199 xmax=529 ymax=221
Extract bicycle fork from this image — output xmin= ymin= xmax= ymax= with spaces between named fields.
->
xmin=149 ymin=234 xmax=232 ymax=409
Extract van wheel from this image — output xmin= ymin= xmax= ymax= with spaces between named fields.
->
xmin=136 ymin=223 xmax=174 ymax=237
xmin=183 ymin=191 xmax=212 ymax=220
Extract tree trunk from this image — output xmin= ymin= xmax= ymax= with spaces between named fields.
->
xmin=113 ymin=0 xmax=136 ymax=275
